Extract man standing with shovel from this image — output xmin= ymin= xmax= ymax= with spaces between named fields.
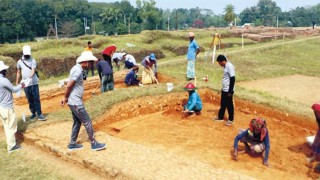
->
xmin=61 ymin=51 xmax=106 ymax=151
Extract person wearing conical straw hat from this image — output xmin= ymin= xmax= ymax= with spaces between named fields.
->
xmin=183 ymin=82 xmax=202 ymax=114
xmin=61 ymin=51 xmax=106 ymax=151
xmin=0 ymin=61 xmax=26 ymax=153
xmin=186 ymin=32 xmax=200 ymax=81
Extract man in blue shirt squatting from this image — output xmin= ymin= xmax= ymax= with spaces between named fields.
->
xmin=61 ymin=51 xmax=106 ymax=151
xmin=233 ymin=118 xmax=270 ymax=167
xmin=183 ymin=82 xmax=202 ymax=116
xmin=186 ymin=32 xmax=200 ymax=81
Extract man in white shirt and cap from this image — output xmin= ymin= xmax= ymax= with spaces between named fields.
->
xmin=16 ymin=45 xmax=46 ymax=121
xmin=61 ymin=51 xmax=106 ymax=151
xmin=0 ymin=61 xmax=25 ymax=152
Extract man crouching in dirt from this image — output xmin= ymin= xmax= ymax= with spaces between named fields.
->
xmin=0 ymin=61 xmax=25 ymax=153
xmin=233 ymin=118 xmax=270 ymax=167
xmin=61 ymin=51 xmax=106 ymax=151
xmin=307 ymin=103 xmax=320 ymax=165
xmin=182 ymin=82 xmax=202 ymax=115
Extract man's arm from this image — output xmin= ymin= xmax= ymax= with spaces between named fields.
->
xmin=228 ymin=76 xmax=235 ymax=95
xmin=30 ymin=68 xmax=36 ymax=78
xmin=61 ymin=80 xmax=76 ymax=106
xmin=16 ymin=69 xmax=21 ymax=85
xmin=196 ymin=48 xmax=200 ymax=56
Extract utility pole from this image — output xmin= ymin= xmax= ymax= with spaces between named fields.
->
xmin=83 ymin=17 xmax=87 ymax=35
xmin=54 ymin=15 xmax=58 ymax=39
xmin=167 ymin=16 xmax=170 ymax=31
xmin=92 ymin=13 xmax=96 ymax=34
xmin=128 ymin=17 xmax=131 ymax=34
xmin=175 ymin=11 xmax=178 ymax=30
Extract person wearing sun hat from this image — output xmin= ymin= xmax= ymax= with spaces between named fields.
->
xmin=233 ymin=117 xmax=270 ymax=167
xmin=183 ymin=82 xmax=202 ymax=113
xmin=97 ymin=45 xmax=117 ymax=92
xmin=0 ymin=61 xmax=26 ymax=153
xmin=141 ymin=53 xmax=158 ymax=84
xmin=61 ymin=51 xmax=106 ymax=151
xmin=186 ymin=32 xmax=200 ymax=80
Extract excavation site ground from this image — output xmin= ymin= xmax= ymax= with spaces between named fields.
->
xmin=9 ymin=72 xmax=320 ymax=179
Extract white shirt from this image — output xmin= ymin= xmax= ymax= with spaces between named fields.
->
xmin=222 ymin=61 xmax=235 ymax=92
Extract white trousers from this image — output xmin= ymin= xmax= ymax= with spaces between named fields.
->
xmin=0 ymin=107 xmax=17 ymax=151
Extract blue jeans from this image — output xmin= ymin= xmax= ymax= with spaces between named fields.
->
xmin=24 ymin=84 xmax=42 ymax=116
xmin=101 ymin=74 xmax=114 ymax=92
xmin=68 ymin=105 xmax=96 ymax=145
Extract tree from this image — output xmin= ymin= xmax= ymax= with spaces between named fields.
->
xmin=224 ymin=4 xmax=236 ymax=26
xmin=137 ymin=0 xmax=162 ymax=30
xmin=59 ymin=21 xmax=80 ymax=38
xmin=256 ymin=0 xmax=281 ymax=26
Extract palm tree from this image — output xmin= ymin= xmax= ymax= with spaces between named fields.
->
xmin=224 ymin=4 xmax=236 ymax=27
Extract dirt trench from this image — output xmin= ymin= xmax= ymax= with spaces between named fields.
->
xmin=12 ymin=72 xmax=320 ymax=179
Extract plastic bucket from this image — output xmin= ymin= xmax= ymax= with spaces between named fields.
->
xmin=166 ymin=83 xmax=173 ymax=92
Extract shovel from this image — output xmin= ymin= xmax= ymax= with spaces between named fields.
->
xmin=91 ymin=83 xmax=100 ymax=96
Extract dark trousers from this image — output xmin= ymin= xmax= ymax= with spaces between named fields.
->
xmin=101 ymin=74 xmax=114 ymax=92
xmin=68 ymin=105 xmax=96 ymax=145
xmin=218 ymin=91 xmax=234 ymax=121
xmin=24 ymin=84 xmax=42 ymax=116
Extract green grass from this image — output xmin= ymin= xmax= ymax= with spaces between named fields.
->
xmin=0 ymin=141 xmax=72 ymax=180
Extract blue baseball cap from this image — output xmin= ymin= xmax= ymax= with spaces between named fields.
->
xmin=150 ymin=53 xmax=156 ymax=60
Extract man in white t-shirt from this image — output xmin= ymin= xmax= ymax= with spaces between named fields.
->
xmin=61 ymin=51 xmax=106 ymax=151
xmin=16 ymin=45 xmax=46 ymax=121
xmin=123 ymin=53 xmax=137 ymax=69
xmin=214 ymin=54 xmax=235 ymax=126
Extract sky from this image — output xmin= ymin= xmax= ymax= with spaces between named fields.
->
xmin=88 ymin=0 xmax=319 ymax=14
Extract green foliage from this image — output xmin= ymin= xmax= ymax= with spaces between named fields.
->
xmin=224 ymin=4 xmax=236 ymax=24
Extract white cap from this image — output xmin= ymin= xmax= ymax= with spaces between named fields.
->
xmin=0 ymin=61 xmax=9 ymax=72
xmin=23 ymin=45 xmax=31 ymax=55
xmin=76 ymin=51 xmax=98 ymax=63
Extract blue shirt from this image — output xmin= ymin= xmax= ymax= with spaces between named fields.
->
xmin=233 ymin=128 xmax=270 ymax=162
xmin=187 ymin=40 xmax=199 ymax=60
xmin=124 ymin=70 xmax=139 ymax=85
xmin=96 ymin=59 xmax=113 ymax=78
xmin=186 ymin=90 xmax=202 ymax=111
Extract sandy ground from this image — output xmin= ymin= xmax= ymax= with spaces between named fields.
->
xmin=94 ymin=89 xmax=318 ymax=179
xmin=7 ymin=73 xmax=320 ymax=179
xmin=237 ymin=74 xmax=320 ymax=106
